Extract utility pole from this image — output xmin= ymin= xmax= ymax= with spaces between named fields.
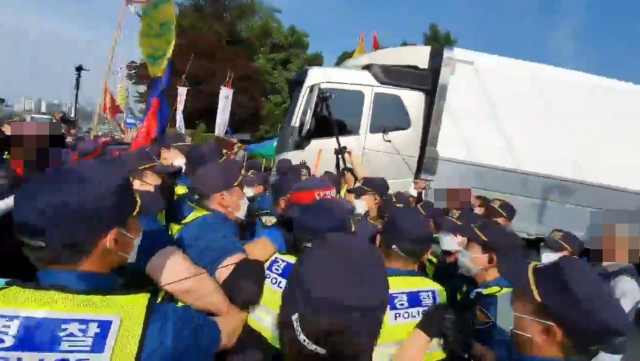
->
xmin=73 ymin=65 xmax=89 ymax=119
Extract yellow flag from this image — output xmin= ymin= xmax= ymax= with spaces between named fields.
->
xmin=351 ymin=32 xmax=366 ymax=59
xmin=139 ymin=0 xmax=176 ymax=77
xmin=116 ymin=81 xmax=128 ymax=108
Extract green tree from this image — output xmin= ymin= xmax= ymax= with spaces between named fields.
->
xmin=422 ymin=23 xmax=458 ymax=49
xmin=334 ymin=50 xmax=354 ymax=66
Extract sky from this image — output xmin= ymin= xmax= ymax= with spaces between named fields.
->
xmin=1 ymin=0 xmax=640 ymax=106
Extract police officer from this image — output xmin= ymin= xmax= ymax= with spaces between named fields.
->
xmin=229 ymin=195 xmax=352 ymax=360
xmin=3 ymin=159 xmax=248 ymax=360
xmin=348 ymin=177 xmax=389 ymax=230
xmin=455 ymin=219 xmax=521 ymax=360
xmin=395 ymin=253 xmax=631 ymax=361
xmin=162 ymin=141 xmax=225 ymax=231
xmin=278 ymin=215 xmax=389 ymax=359
xmin=373 ymin=206 xmax=448 ymax=360
xmin=539 ymin=229 xmax=584 ymax=263
xmin=484 ymin=198 xmax=516 ymax=228
xmin=242 ymin=170 xmax=287 ymax=261
xmin=156 ymin=132 xmax=191 ymax=169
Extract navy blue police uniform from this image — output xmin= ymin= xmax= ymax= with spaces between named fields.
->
xmin=173 ymin=160 xmax=247 ymax=274
xmin=5 ymin=159 xmax=224 ymax=360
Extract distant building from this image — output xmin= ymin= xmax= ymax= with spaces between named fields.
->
xmin=41 ymin=100 xmax=63 ymax=114
xmin=13 ymin=103 xmax=24 ymax=111
xmin=23 ymin=98 xmax=35 ymax=112
xmin=34 ymin=98 xmax=43 ymax=113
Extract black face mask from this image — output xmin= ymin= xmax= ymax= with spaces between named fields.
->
xmin=137 ymin=186 xmax=167 ymax=216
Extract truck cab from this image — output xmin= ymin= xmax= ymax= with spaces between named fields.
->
xmin=275 ymin=46 xmax=451 ymax=192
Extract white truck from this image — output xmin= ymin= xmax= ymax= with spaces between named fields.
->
xmin=273 ymin=46 xmax=640 ymax=238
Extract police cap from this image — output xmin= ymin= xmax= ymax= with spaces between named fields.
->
xmin=242 ymin=170 xmax=269 ymax=188
xmin=271 ymin=173 xmax=302 ymax=201
xmin=157 ymin=132 xmax=191 ymax=153
xmin=289 ymin=198 xmax=354 ymax=238
xmin=184 ymin=141 xmax=224 ymax=176
xmin=544 ymin=229 xmax=584 ymax=255
xmin=279 ymin=232 xmax=388 ymax=356
xmin=189 ymin=159 xmax=243 ymax=196
xmin=499 ymin=255 xmax=632 ymax=350
xmin=14 ymin=160 xmax=139 ymax=250
xmin=485 ymin=198 xmax=516 ymax=222
xmin=275 ymin=158 xmax=293 ymax=176
xmin=347 ymin=177 xmax=389 ymax=198
xmin=381 ymin=206 xmax=436 ymax=260
xmin=288 ymin=177 xmax=336 ymax=206
xmin=244 ymin=159 xmax=262 ymax=173
xmin=120 ymin=147 xmax=181 ymax=175
xmin=440 ymin=208 xmax=484 ymax=238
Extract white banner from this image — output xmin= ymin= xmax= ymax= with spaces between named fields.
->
xmin=176 ymin=86 xmax=188 ymax=134
xmin=215 ymin=86 xmax=234 ymax=136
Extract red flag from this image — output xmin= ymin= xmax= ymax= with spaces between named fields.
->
xmin=130 ymin=98 xmax=161 ymax=151
xmin=373 ymin=32 xmax=382 ymax=51
xmin=103 ymin=88 xmax=123 ymax=119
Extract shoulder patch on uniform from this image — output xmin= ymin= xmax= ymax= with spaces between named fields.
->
xmin=475 ymin=306 xmax=495 ymax=328
xmin=260 ymin=215 xmax=278 ymax=226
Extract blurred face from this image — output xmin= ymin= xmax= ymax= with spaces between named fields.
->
xmin=601 ymin=223 xmax=640 ymax=263
xmin=511 ymin=291 xmax=564 ymax=357
xmin=1 ymin=123 xmax=11 ymax=135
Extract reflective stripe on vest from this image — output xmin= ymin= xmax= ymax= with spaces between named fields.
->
xmin=0 ymin=286 xmax=151 ymax=360
xmin=175 ymin=184 xmax=188 ymax=197
xmin=425 ymin=254 xmax=438 ymax=279
xmin=168 ymin=203 xmax=210 ymax=238
xmin=476 ymin=286 xmax=514 ymax=332
xmin=247 ymin=253 xmax=298 ymax=348
xmin=340 ymin=185 xmax=348 ymax=198
xmin=374 ymin=275 xmax=448 ymax=360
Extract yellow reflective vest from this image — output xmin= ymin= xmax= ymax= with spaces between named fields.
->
xmin=373 ymin=275 xmax=448 ymax=360
xmin=166 ymin=203 xmax=210 ymax=238
xmin=247 ymin=253 xmax=298 ymax=348
xmin=0 ymin=284 xmax=151 ymax=360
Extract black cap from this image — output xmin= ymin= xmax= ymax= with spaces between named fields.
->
xmin=544 ymin=229 xmax=584 ymax=255
xmin=271 ymin=173 xmax=302 ymax=200
xmin=242 ymin=170 xmax=269 ymax=188
xmin=120 ymin=147 xmax=181 ymax=175
xmin=189 ymin=159 xmax=243 ymax=196
xmin=289 ymin=198 xmax=354 ymax=238
xmin=485 ymin=198 xmax=516 ymax=222
xmin=157 ymin=133 xmax=191 ymax=153
xmin=279 ymin=234 xmax=388 ymax=356
xmin=245 ymin=159 xmax=262 ymax=173
xmin=275 ymin=158 xmax=293 ymax=175
xmin=499 ymin=254 xmax=632 ymax=350
xmin=381 ymin=206 xmax=436 ymax=260
xmin=440 ymin=208 xmax=484 ymax=238
xmin=184 ymin=141 xmax=224 ymax=176
xmin=14 ymin=160 xmax=139 ymax=249
xmin=347 ymin=177 xmax=389 ymax=198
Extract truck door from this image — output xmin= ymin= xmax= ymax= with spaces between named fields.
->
xmin=296 ymin=83 xmax=372 ymax=174
xmin=361 ymin=87 xmax=425 ymax=189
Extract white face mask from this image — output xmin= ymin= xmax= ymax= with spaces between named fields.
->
xmin=243 ymin=187 xmax=256 ymax=198
xmin=353 ymin=199 xmax=368 ymax=215
xmin=540 ymin=248 xmax=563 ymax=264
xmin=510 ymin=312 xmax=555 ymax=338
xmin=457 ymin=249 xmax=485 ymax=276
xmin=172 ymin=157 xmax=186 ymax=170
xmin=109 ymin=228 xmax=143 ymax=263
xmin=225 ymin=192 xmax=249 ymax=220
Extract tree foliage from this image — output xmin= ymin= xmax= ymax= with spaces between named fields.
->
xmin=334 ymin=50 xmax=354 ymax=66
xmin=127 ymin=0 xmax=321 ymax=139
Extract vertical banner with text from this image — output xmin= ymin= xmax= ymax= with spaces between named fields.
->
xmin=176 ymin=86 xmax=188 ymax=134
xmin=215 ymin=86 xmax=234 ymax=136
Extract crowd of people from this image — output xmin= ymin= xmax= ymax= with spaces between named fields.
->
xmin=0 ymin=117 xmax=638 ymax=360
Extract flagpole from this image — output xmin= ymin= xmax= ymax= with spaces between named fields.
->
xmin=90 ymin=0 xmax=128 ymax=139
